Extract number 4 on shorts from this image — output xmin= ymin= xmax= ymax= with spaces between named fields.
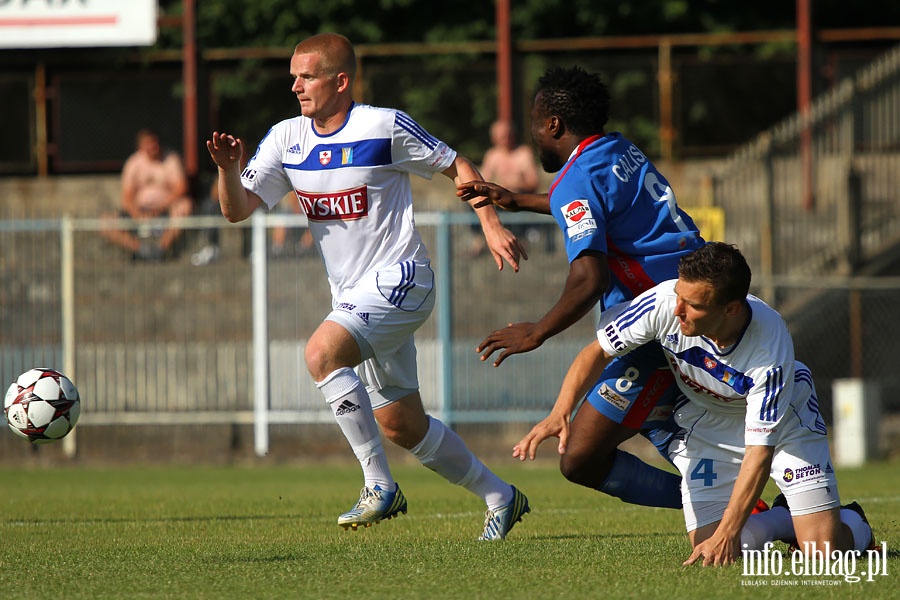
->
xmin=690 ymin=458 xmax=717 ymax=487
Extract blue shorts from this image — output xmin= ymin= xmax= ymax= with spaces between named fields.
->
xmin=585 ymin=342 xmax=682 ymax=456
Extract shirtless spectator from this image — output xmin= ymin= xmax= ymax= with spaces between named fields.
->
xmin=468 ymin=119 xmax=543 ymax=255
xmin=101 ymin=129 xmax=192 ymax=260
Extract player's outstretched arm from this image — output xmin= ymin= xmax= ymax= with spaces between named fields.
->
xmin=456 ymin=181 xmax=551 ymax=215
xmin=513 ymin=340 xmax=611 ymax=460
xmin=206 ymin=132 xmax=263 ymax=223
xmin=478 ymin=252 xmax=607 ymax=366
xmin=444 ymin=157 xmax=527 ymax=272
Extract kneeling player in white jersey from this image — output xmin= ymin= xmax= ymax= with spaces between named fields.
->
xmin=207 ymin=33 xmax=530 ymax=540
xmin=514 ymin=242 xmax=874 ymax=564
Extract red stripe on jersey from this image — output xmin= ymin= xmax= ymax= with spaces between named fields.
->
xmin=548 ymin=134 xmax=604 ymax=197
xmin=622 ymin=368 xmax=675 ymax=429
xmin=606 ymin=239 xmax=657 ymax=298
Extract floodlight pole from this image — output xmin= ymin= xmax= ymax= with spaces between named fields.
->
xmin=496 ymin=0 xmax=512 ymax=124
xmin=797 ymin=0 xmax=814 ymax=210
xmin=182 ymin=0 xmax=198 ymax=178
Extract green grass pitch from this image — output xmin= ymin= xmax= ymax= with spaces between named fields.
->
xmin=0 ymin=461 xmax=896 ymax=599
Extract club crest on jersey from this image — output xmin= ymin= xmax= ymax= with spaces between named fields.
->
xmin=296 ymin=186 xmax=369 ymax=222
xmin=561 ymin=199 xmax=597 ymax=241
xmin=319 ymin=150 xmax=332 ymax=165
xmin=704 ymin=357 xmax=717 ymax=370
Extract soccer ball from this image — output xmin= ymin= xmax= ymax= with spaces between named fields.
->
xmin=4 ymin=368 xmax=81 ymax=444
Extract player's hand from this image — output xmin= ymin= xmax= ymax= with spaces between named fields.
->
xmin=482 ymin=226 xmax=527 ymax=272
xmin=512 ymin=412 xmax=570 ymax=461
xmin=456 ymin=181 xmax=519 ymax=211
xmin=477 ymin=322 xmax=542 ymax=366
xmin=206 ymin=132 xmax=244 ymax=170
xmin=683 ymin=533 xmax=741 ymax=567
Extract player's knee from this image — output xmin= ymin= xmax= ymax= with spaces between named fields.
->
xmin=376 ymin=412 xmax=418 ymax=450
xmin=559 ymin=452 xmax=593 ymax=487
xmin=304 ymin=342 xmax=332 ymax=381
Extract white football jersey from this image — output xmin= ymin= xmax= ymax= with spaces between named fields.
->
xmin=241 ymin=103 xmax=456 ymax=297
xmin=596 ymin=279 xmax=795 ymax=446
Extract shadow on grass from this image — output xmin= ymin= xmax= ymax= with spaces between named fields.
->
xmin=529 ymin=531 xmax=684 ymax=542
xmin=2 ymin=513 xmax=310 ymax=526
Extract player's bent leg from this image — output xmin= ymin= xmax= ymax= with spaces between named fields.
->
xmin=563 ymin=402 xmax=681 ymax=508
xmin=377 ymin=393 xmax=529 ymax=540
xmin=304 ymin=320 xmax=363 ymax=380
xmin=688 ymin=520 xmax=721 ymax=548
xmin=791 ymin=508 xmax=855 ymax=553
xmin=562 ymin=402 xmax=638 ymax=486
xmin=373 ymin=391 xmax=430 ymax=449
xmin=307 ymin=321 xmax=400 ymax=530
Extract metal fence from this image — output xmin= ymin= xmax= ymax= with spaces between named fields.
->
xmin=0 ymin=211 xmax=594 ymax=458
xmin=1 ymin=212 xmax=899 ymax=461
xmin=713 ymin=43 xmax=900 ymax=300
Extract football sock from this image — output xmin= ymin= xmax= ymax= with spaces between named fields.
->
xmin=598 ymin=450 xmax=682 ymax=509
xmin=741 ymin=507 xmax=793 ymax=550
xmin=410 ymin=416 xmax=512 ymax=511
xmin=317 ymin=367 xmax=394 ymax=491
xmin=841 ymin=507 xmax=873 ymax=552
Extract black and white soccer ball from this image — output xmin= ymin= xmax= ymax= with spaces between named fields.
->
xmin=4 ymin=368 xmax=81 ymax=444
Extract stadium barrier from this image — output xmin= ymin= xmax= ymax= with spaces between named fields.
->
xmin=1 ymin=212 xmax=898 ymax=459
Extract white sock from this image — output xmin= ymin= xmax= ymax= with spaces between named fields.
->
xmin=409 ymin=416 xmax=511 ymax=510
xmin=741 ymin=507 xmax=793 ymax=550
xmin=840 ymin=508 xmax=873 ymax=552
xmin=317 ymin=367 xmax=394 ymax=491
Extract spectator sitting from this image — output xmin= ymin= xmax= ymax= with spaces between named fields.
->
xmin=101 ymin=129 xmax=192 ymax=261
xmin=468 ymin=119 xmax=543 ymax=256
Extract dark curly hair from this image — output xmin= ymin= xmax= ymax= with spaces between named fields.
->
xmin=535 ymin=66 xmax=610 ymax=136
xmin=678 ymin=242 xmax=751 ymax=306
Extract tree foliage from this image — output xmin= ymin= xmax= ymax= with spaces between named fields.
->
xmin=154 ymin=0 xmax=899 ymax=160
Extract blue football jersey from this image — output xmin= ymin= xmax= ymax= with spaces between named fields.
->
xmin=548 ymin=133 xmax=703 ymax=309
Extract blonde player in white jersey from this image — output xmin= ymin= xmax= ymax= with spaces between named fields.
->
xmin=206 ymin=33 xmax=530 ymax=540
xmin=514 ymin=242 xmax=874 ymax=564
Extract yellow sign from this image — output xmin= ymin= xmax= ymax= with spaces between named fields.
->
xmin=684 ymin=206 xmax=725 ymax=242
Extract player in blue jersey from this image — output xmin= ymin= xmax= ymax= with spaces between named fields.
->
xmin=207 ymin=33 xmax=530 ymax=540
xmin=515 ymin=243 xmax=875 ymax=566
xmin=458 ymin=66 xmax=704 ymax=510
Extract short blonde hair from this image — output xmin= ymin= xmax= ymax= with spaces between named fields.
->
xmin=294 ymin=33 xmax=357 ymax=81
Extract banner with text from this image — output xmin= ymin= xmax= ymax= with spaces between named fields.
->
xmin=0 ymin=0 xmax=158 ymax=48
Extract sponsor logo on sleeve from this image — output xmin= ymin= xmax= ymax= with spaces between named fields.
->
xmin=603 ymin=322 xmax=627 ymax=353
xmin=560 ymin=199 xmax=597 ymax=241
xmin=240 ymin=168 xmax=257 ymax=181
xmin=427 ymin=143 xmax=452 ymax=168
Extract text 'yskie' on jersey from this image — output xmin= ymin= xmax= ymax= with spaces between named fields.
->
xmin=241 ymin=102 xmax=456 ymax=298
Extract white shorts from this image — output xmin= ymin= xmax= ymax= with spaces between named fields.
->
xmin=326 ymin=259 xmax=435 ymax=409
xmin=669 ymin=399 xmax=840 ymax=531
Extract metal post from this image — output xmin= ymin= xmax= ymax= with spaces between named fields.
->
xmin=436 ymin=213 xmax=453 ymax=426
xmin=60 ymin=216 xmax=76 ymax=457
xmin=760 ymin=143 xmax=776 ymax=302
xmin=657 ymin=39 xmax=674 ymax=161
xmin=495 ymin=0 xmax=512 ymax=124
xmin=182 ymin=0 xmax=198 ymax=178
xmin=251 ymin=214 xmax=270 ymax=456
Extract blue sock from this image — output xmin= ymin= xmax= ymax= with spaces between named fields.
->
xmin=599 ymin=450 xmax=682 ymax=509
